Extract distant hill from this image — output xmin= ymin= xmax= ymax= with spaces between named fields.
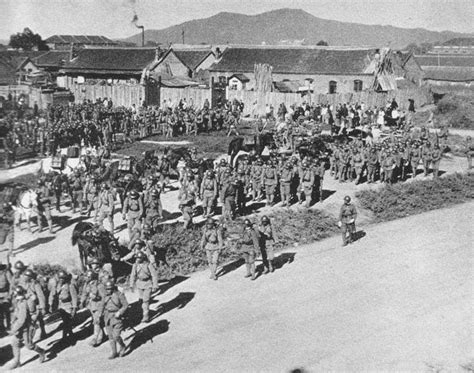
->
xmin=442 ymin=37 xmax=474 ymax=46
xmin=123 ymin=9 xmax=473 ymax=49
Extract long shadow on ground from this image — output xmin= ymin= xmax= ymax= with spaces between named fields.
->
xmin=13 ymin=236 xmax=56 ymax=255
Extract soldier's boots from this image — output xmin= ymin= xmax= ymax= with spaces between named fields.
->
xmin=117 ymin=337 xmax=126 ymax=357
xmin=108 ymin=340 xmax=118 ymax=359
xmin=90 ymin=325 xmax=104 ymax=347
xmin=244 ymin=264 xmax=251 ymax=278
xmin=141 ymin=303 xmax=150 ymax=323
xmin=250 ymin=264 xmax=257 ymax=281
xmin=10 ymin=345 xmax=21 ymax=369
xmin=35 ymin=345 xmax=46 ymax=363
xmin=269 ymin=260 xmax=274 ymax=273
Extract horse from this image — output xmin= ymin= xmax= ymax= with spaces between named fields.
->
xmin=72 ymin=222 xmax=127 ymax=273
xmin=15 ymin=189 xmax=38 ymax=232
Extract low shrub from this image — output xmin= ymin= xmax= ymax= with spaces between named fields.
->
xmin=434 ymin=93 xmax=474 ymax=129
xmin=356 ymin=173 xmax=474 ymax=222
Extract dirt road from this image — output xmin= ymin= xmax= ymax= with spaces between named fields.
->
xmin=2 ymin=200 xmax=471 ymax=372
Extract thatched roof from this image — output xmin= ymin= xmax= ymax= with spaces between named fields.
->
xmin=423 ymin=67 xmax=474 ymax=82
xmin=45 ymin=35 xmax=117 ymax=45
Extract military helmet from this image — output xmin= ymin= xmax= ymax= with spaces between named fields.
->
xmin=85 ymin=269 xmax=97 ymax=279
xmin=23 ymin=269 xmax=35 ymax=278
xmin=13 ymin=285 xmax=26 ymax=296
xmin=142 ymin=223 xmax=152 ymax=231
xmin=104 ymin=280 xmax=115 ymax=290
xmin=244 ymin=219 xmax=252 ymax=227
xmin=206 ymin=217 xmax=215 ymax=226
xmin=133 ymin=239 xmax=145 ymax=247
xmin=58 ymin=270 xmax=68 ymax=279
xmin=136 ymin=251 xmax=146 ymax=260
xmin=261 ymin=215 xmax=270 ymax=223
xmin=151 ymin=188 xmax=160 ymax=197
xmin=129 ymin=190 xmax=139 ymax=199
xmin=14 ymin=261 xmax=26 ymax=271
xmin=344 ymin=196 xmax=351 ymax=203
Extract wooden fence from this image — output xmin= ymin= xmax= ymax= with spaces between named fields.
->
xmin=159 ymin=87 xmax=211 ymax=109
xmin=228 ymin=88 xmax=433 ymax=116
xmin=69 ymin=84 xmax=146 ymax=107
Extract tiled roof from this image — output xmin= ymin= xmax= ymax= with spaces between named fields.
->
xmin=34 ymin=51 xmax=70 ymax=67
xmin=62 ymin=48 xmax=156 ymax=74
xmin=423 ymin=67 xmax=474 ymax=82
xmin=229 ymin=73 xmax=250 ymax=82
xmin=174 ymin=50 xmax=214 ymax=70
xmin=45 ymin=35 xmax=117 ymax=45
xmin=415 ymin=55 xmax=474 ymax=68
xmin=273 ymin=80 xmax=302 ymax=92
xmin=209 ymin=47 xmax=377 ymax=75
xmin=0 ymin=58 xmax=17 ymax=85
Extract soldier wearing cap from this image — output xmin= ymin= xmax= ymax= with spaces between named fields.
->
xmin=48 ymin=270 xmax=78 ymax=343
xmin=200 ymin=218 xmax=223 ymax=280
xmin=8 ymin=285 xmax=46 ymax=369
xmin=239 ymin=219 xmax=260 ymax=280
xmin=35 ymin=180 xmax=54 ymax=233
xmin=279 ymin=162 xmax=294 ymax=206
xmin=103 ymin=280 xmax=128 ymax=359
xmin=97 ymin=182 xmax=115 ymax=233
xmin=130 ymin=251 xmax=158 ymax=323
xmin=258 ymin=216 xmax=277 ymax=274
xmin=80 ymin=269 xmax=105 ymax=347
xmin=200 ymin=170 xmax=217 ymax=218
xmin=339 ymin=196 xmax=357 ymax=246
xmin=122 ymin=190 xmax=144 ymax=239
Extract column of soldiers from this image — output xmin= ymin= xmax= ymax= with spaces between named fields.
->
xmin=329 ymin=136 xmax=444 ymax=184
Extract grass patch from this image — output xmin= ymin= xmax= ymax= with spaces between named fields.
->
xmin=356 ymin=173 xmax=474 ymax=222
xmin=154 ymin=209 xmax=338 ymax=277
xmin=435 ymin=93 xmax=474 ymax=129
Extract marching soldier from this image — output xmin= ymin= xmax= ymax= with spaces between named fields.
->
xmin=0 ymin=260 xmax=12 ymax=334
xmin=239 ymin=219 xmax=260 ymax=280
xmin=89 ymin=257 xmax=113 ymax=285
xmin=298 ymin=161 xmax=314 ymax=208
xmin=21 ymin=268 xmax=47 ymax=341
xmin=80 ymin=269 xmax=105 ymax=347
xmin=200 ymin=170 xmax=217 ymax=218
xmin=69 ymin=169 xmax=85 ymax=214
xmin=250 ymin=158 xmax=264 ymax=201
xmin=122 ymin=238 xmax=156 ymax=266
xmin=83 ymin=175 xmax=99 ymax=219
xmin=221 ymin=178 xmax=239 ymax=221
xmin=178 ymin=185 xmax=196 ymax=229
xmin=200 ymin=218 xmax=223 ymax=281
xmin=97 ymin=182 xmax=115 ymax=234
xmin=258 ymin=216 xmax=276 ymax=274
xmin=122 ymin=190 xmax=144 ymax=239
xmin=144 ymin=188 xmax=163 ymax=230
xmin=0 ymin=202 xmax=15 ymax=257
xmin=8 ymin=285 xmax=46 ymax=369
xmin=339 ymin=196 xmax=357 ymax=246
xmin=48 ymin=270 xmax=78 ymax=343
xmin=36 ymin=180 xmax=54 ymax=233
xmin=129 ymin=251 xmax=158 ymax=323
xmin=103 ymin=280 xmax=128 ymax=359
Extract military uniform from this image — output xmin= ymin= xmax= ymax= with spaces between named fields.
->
xmin=410 ymin=145 xmax=422 ymax=178
xmin=261 ymin=163 xmax=278 ymax=206
xmin=200 ymin=175 xmax=217 ymax=218
xmin=69 ymin=171 xmax=85 ymax=213
xmin=48 ymin=277 xmax=78 ymax=341
xmin=431 ymin=147 xmax=442 ymax=178
xmin=130 ymin=258 xmax=158 ymax=323
xmin=250 ymin=162 xmax=264 ymax=201
xmin=351 ymin=151 xmax=364 ymax=185
xmin=239 ymin=225 xmax=260 ymax=280
xmin=258 ymin=222 xmax=275 ymax=273
xmin=81 ymin=277 xmax=106 ymax=346
xmin=122 ymin=193 xmax=144 ymax=239
xmin=421 ymin=144 xmax=432 ymax=176
xmin=36 ymin=185 xmax=54 ymax=233
xmin=0 ymin=204 xmax=15 ymax=257
xmin=97 ymin=187 xmax=115 ymax=233
xmin=221 ymin=181 xmax=238 ymax=220
xmin=339 ymin=202 xmax=357 ymax=246
xmin=144 ymin=194 xmax=163 ymax=230
xmin=178 ymin=186 xmax=196 ymax=229
xmin=103 ymin=287 xmax=128 ymax=358
xmin=298 ymin=165 xmax=314 ymax=208
xmin=367 ymin=149 xmax=379 ymax=183
xmin=279 ymin=165 xmax=294 ymax=206
xmin=0 ymin=264 xmax=12 ymax=333
xmin=200 ymin=222 xmax=223 ymax=280
xmin=382 ymin=153 xmax=396 ymax=184
xmin=83 ymin=178 xmax=99 ymax=219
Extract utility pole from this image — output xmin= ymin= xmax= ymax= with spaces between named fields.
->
xmin=182 ymin=29 xmax=185 ymax=44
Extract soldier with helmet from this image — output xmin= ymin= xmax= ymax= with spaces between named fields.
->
xmin=250 ymin=158 xmax=264 ymax=201
xmin=102 ymin=280 xmax=128 ymax=359
xmin=239 ymin=219 xmax=260 ymax=280
xmin=97 ymin=182 xmax=115 ymax=234
xmin=410 ymin=141 xmax=422 ymax=178
xmin=200 ymin=170 xmax=217 ymax=218
xmin=221 ymin=178 xmax=239 ymax=221
xmin=8 ymin=285 xmax=46 ymax=369
xmin=83 ymin=174 xmax=99 ymax=219
xmin=0 ymin=201 xmax=15 ymax=257
xmin=144 ymin=188 xmax=163 ymax=230
xmin=35 ymin=179 xmax=54 ymax=234
xmin=339 ymin=196 xmax=357 ymax=246
xmin=69 ymin=168 xmax=85 ymax=214
xmin=258 ymin=216 xmax=277 ymax=274
xmin=279 ymin=161 xmax=294 ymax=206
xmin=122 ymin=189 xmax=144 ymax=239
xmin=0 ymin=259 xmax=12 ymax=334
xmin=261 ymin=159 xmax=278 ymax=206
xmin=89 ymin=257 xmax=113 ymax=285
xmin=48 ymin=270 xmax=78 ymax=343
xmin=121 ymin=238 xmax=156 ymax=267
xmin=431 ymin=144 xmax=442 ymax=179
xmin=21 ymin=268 xmax=47 ymax=341
xmin=80 ymin=269 xmax=105 ymax=347
xmin=421 ymin=141 xmax=432 ymax=176
xmin=200 ymin=218 xmax=223 ymax=280
xmin=130 ymin=251 xmax=158 ymax=323
xmin=178 ymin=184 xmax=196 ymax=229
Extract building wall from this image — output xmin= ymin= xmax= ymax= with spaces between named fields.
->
xmin=210 ymin=71 xmax=374 ymax=94
xmin=195 ymin=54 xmax=216 ymax=73
xmin=152 ymin=52 xmax=190 ymax=78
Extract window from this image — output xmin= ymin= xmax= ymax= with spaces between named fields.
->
xmin=230 ymin=83 xmax=238 ymax=90
xmin=218 ymin=76 xmax=227 ymax=85
xmin=354 ymin=80 xmax=363 ymax=92
xmin=329 ymin=81 xmax=337 ymax=94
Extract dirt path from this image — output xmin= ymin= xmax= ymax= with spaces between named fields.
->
xmin=1 ymin=201 xmax=471 ymax=372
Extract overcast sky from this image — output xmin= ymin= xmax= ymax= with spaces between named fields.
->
xmin=1 ymin=0 xmax=473 ymax=41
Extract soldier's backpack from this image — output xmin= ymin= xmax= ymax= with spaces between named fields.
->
xmin=67 ymin=146 xmax=80 ymax=158
xmin=119 ymin=159 xmax=132 ymax=172
xmin=51 ymin=155 xmax=64 ymax=170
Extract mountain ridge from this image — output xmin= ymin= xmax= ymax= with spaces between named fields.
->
xmin=123 ymin=8 xmax=472 ymax=49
